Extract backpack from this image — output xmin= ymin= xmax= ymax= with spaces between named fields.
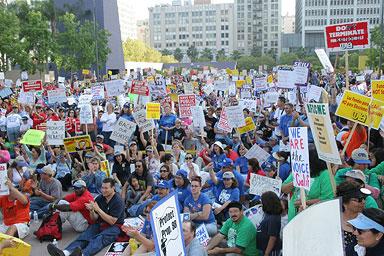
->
xmin=34 ymin=212 xmax=62 ymax=242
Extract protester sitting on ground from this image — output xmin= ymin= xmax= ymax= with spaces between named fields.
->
xmin=121 ymin=175 xmax=144 ymax=214
xmin=245 ymin=158 xmax=265 ymax=189
xmin=273 ymin=151 xmax=291 ymax=182
xmin=173 ymin=169 xmax=191 ymax=211
xmin=48 ymin=145 xmax=72 ymax=191
xmin=7 ymin=156 xmax=29 ymax=188
xmin=22 ymin=144 xmax=46 ymax=170
xmin=348 ymin=208 xmax=384 ymax=256
xmin=172 ymin=140 xmax=187 ymax=167
xmin=145 ymin=143 xmax=160 ymax=175
xmin=47 ymin=178 xmax=125 ymax=256
xmin=206 ymin=141 xmax=227 ymax=173
xmin=184 ymin=176 xmax=217 ymax=237
xmin=183 ymin=220 xmax=207 ymax=256
xmin=159 ymin=153 xmax=178 ymax=175
xmin=30 ymin=165 xmax=62 ymax=219
xmin=0 ymin=179 xmax=30 ymax=239
xmin=180 ymin=153 xmax=200 ymax=180
xmin=126 ymin=140 xmax=143 ymax=164
xmin=94 ymin=134 xmax=114 ymax=156
xmin=49 ymin=179 xmax=95 ymax=233
xmin=234 ymin=144 xmax=249 ymax=175
xmin=171 ymin=118 xmax=186 ymax=142
xmin=81 ymin=157 xmax=106 ymax=195
xmin=112 ymin=150 xmax=131 ymax=188
xmin=130 ymin=159 xmax=154 ymax=203
xmin=154 ymin=164 xmax=174 ymax=188
xmin=207 ymin=201 xmax=257 ymax=256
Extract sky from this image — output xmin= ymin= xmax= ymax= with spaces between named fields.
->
xmin=136 ymin=0 xmax=295 ymax=19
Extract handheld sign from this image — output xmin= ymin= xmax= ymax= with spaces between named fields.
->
xmin=217 ymin=109 xmax=232 ymax=133
xmin=79 ymin=104 xmax=93 ymax=124
xmin=225 ymin=106 xmax=246 ymax=128
xmin=150 ymin=191 xmax=186 ymax=256
xmin=236 ymin=117 xmax=256 ymax=134
xmin=195 ymin=224 xmax=210 ymax=248
xmin=289 ymin=127 xmax=310 ymax=190
xmin=48 ymin=89 xmax=67 ymax=104
xmin=249 ymin=174 xmax=282 ymax=196
xmin=20 ymin=129 xmax=45 ymax=146
xmin=244 ymin=205 xmax=264 ymax=229
xmin=178 ymin=94 xmax=197 ymax=118
xmin=315 ymin=49 xmax=334 ymax=73
xmin=0 ymin=163 xmax=9 ymax=196
xmin=133 ymin=109 xmax=155 ymax=133
xmin=63 ymin=135 xmax=92 ymax=153
xmin=22 ymin=80 xmax=43 ymax=92
xmin=105 ymin=80 xmax=125 ymax=97
xmin=110 ymin=118 xmax=136 ymax=144
xmin=146 ymin=102 xmax=161 ymax=119
xmin=0 ymin=232 xmax=31 ymax=256
xmin=371 ymin=80 xmax=384 ymax=102
xmin=46 ymin=121 xmax=65 ymax=145
xmin=277 ymin=67 xmax=295 ymax=89
xmin=190 ymin=106 xmax=206 ymax=129
xmin=244 ymin=143 xmax=271 ymax=164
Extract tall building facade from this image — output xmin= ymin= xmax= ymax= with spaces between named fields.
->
xmin=137 ymin=19 xmax=150 ymax=46
xmin=149 ymin=2 xmax=235 ymax=55
xmin=296 ymin=0 xmax=382 ymax=49
xmin=235 ymin=0 xmax=281 ymax=57
xmin=282 ymin=14 xmax=295 ymax=33
xmin=117 ymin=0 xmax=137 ymax=41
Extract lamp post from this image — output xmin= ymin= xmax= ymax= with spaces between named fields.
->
xmin=379 ymin=0 xmax=384 ymax=75
xmin=92 ymin=0 xmax=100 ymax=80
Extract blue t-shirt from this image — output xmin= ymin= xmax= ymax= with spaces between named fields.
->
xmin=176 ymin=186 xmax=191 ymax=211
xmin=82 ymin=170 xmax=106 ymax=194
xmin=159 ymin=114 xmax=177 ymax=128
xmin=234 ymin=156 xmax=248 ymax=174
xmin=279 ymin=114 xmax=294 ymax=137
xmin=279 ymin=162 xmax=291 ymax=182
xmin=211 ymin=153 xmax=227 ymax=173
xmin=184 ymin=193 xmax=216 ymax=225
xmin=120 ymin=113 xmax=135 ymax=122
xmin=213 ymin=182 xmax=240 ymax=204
xmin=141 ymin=219 xmax=153 ymax=239
xmin=216 ymin=170 xmax=245 ymax=196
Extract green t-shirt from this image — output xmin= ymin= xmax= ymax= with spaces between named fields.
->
xmin=335 ymin=167 xmax=381 ymax=190
xmin=284 ymin=170 xmax=335 ymax=221
xmin=365 ymin=195 xmax=379 ymax=209
xmin=220 ymin=215 xmax=258 ymax=256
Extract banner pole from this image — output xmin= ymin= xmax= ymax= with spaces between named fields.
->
xmin=345 ymin=50 xmax=350 ymax=90
xmin=300 ymin=188 xmax=307 ymax=210
xmin=326 ymin=162 xmax=336 ymax=195
xmin=341 ymin=122 xmax=357 ymax=157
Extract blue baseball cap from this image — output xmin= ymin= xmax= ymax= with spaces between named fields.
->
xmin=220 ymin=158 xmax=233 ymax=168
xmin=156 ymin=180 xmax=169 ymax=189
xmin=175 ymin=169 xmax=188 ymax=179
xmin=348 ymin=213 xmax=384 ymax=233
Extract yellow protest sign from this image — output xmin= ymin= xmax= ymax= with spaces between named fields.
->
xmin=170 ymin=93 xmax=178 ymax=102
xmin=236 ymin=80 xmax=245 ymax=88
xmin=100 ymin=160 xmax=111 ymax=177
xmin=0 ymin=232 xmax=31 ymax=256
xmin=267 ymin=75 xmax=273 ymax=83
xmin=246 ymin=76 xmax=252 ymax=85
xmin=335 ymin=90 xmax=384 ymax=129
xmin=108 ymin=70 xmax=112 ymax=75
xmin=167 ymin=84 xmax=176 ymax=91
xmin=236 ymin=117 xmax=256 ymax=134
xmin=226 ymin=68 xmax=232 ymax=75
xmin=192 ymin=81 xmax=198 ymax=87
xmin=82 ymin=69 xmax=90 ymax=75
xmin=20 ymin=129 xmax=45 ymax=146
xmin=232 ymin=69 xmax=239 ymax=76
xmin=371 ymin=80 xmax=384 ymax=102
xmin=63 ymin=135 xmax=93 ymax=153
xmin=146 ymin=102 xmax=161 ymax=119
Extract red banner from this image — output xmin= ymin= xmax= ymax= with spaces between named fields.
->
xmin=130 ymin=81 xmax=149 ymax=96
xmin=325 ymin=21 xmax=369 ymax=52
xmin=22 ymin=80 xmax=43 ymax=92
xmin=36 ymin=123 xmax=47 ymax=131
xmin=178 ymin=94 xmax=196 ymax=118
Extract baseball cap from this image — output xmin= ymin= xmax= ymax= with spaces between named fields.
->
xmin=175 ymin=169 xmax=188 ymax=179
xmin=123 ymin=103 xmax=130 ymax=108
xmin=343 ymin=169 xmax=366 ymax=184
xmin=21 ymin=115 xmax=28 ymax=120
xmin=114 ymin=151 xmax=123 ymax=156
xmin=220 ymin=158 xmax=233 ymax=168
xmin=129 ymin=141 xmax=137 ymax=147
xmin=222 ymin=171 xmax=235 ymax=179
xmin=96 ymin=134 xmax=104 ymax=140
xmin=73 ymin=179 xmax=87 ymax=189
xmin=39 ymin=166 xmax=55 ymax=176
xmin=156 ymin=180 xmax=169 ymax=189
xmin=348 ymin=213 xmax=384 ymax=233
xmin=14 ymin=156 xmax=28 ymax=167
xmin=351 ymin=147 xmax=371 ymax=165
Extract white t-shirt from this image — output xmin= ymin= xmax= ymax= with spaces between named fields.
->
xmin=6 ymin=113 xmax=22 ymax=129
xmin=100 ymin=112 xmax=117 ymax=132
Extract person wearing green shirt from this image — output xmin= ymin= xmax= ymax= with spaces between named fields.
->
xmin=207 ymin=201 xmax=258 ymax=256
xmin=282 ymin=145 xmax=335 ymax=221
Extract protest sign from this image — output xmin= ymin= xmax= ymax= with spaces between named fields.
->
xmin=146 ymin=102 xmax=161 ymax=119
xmin=315 ymin=49 xmax=334 ymax=73
xmin=184 ymin=82 xmax=194 ymax=94
xmin=299 ymin=87 xmax=308 ymax=103
xmin=44 ymin=74 xmax=50 ymax=83
xmin=63 ymin=135 xmax=92 ymax=153
xmin=18 ymin=91 xmax=35 ymax=105
xmin=0 ymin=87 xmax=13 ymax=98
xmin=293 ymin=61 xmax=310 ymax=86
xmin=133 ymin=109 xmax=155 ymax=133
xmin=325 ymin=21 xmax=369 ymax=52
xmin=253 ymin=75 xmax=268 ymax=91
xmin=77 ymin=94 xmax=93 ymax=107
xmin=105 ymin=80 xmax=125 ymax=97
xmin=190 ymin=106 xmax=206 ymax=129
xmin=217 ymin=109 xmax=232 ymax=133
xmin=46 ymin=121 xmax=65 ymax=145
xmin=307 ymin=85 xmax=323 ymax=102
xmin=240 ymin=88 xmax=252 ymax=99
xmin=79 ymin=104 xmax=93 ymax=124
xmin=105 ymin=242 xmax=129 ymax=256
xmin=249 ymin=174 xmax=282 ymax=196
xmin=48 ymin=89 xmax=67 ymax=104
xmin=335 ymin=90 xmax=384 ymax=129
xmin=289 ymin=127 xmax=310 ymax=190
xmin=149 ymin=80 xmax=167 ymax=98
xmin=237 ymin=117 xmax=256 ymax=134
xmin=131 ymin=80 xmax=150 ymax=96
xmin=277 ymin=67 xmax=295 ymax=89
xmin=239 ymin=99 xmax=257 ymax=113
xmin=150 ymin=191 xmax=186 ymax=256
xmin=229 ymin=82 xmax=237 ymax=96
xmin=244 ymin=205 xmax=264 ymax=229
xmin=0 ymin=232 xmax=31 ymax=256
xmin=82 ymin=69 xmax=90 ymax=75
xmin=91 ymin=85 xmax=105 ymax=100
xmin=178 ymin=94 xmax=197 ymax=118
xmin=371 ymin=80 xmax=384 ymax=102
xmin=36 ymin=123 xmax=47 ymax=131
xmin=244 ymin=143 xmax=271 ymax=163
xmin=0 ymin=163 xmax=9 ymax=196
xmin=225 ymin=106 xmax=246 ymax=128
xmin=20 ymin=129 xmax=45 ymax=146
xmin=100 ymin=160 xmax=111 ymax=177
xmin=283 ymin=199 xmax=343 ymax=256
xmin=22 ymin=80 xmax=43 ymax=92
xmin=58 ymin=76 xmax=65 ymax=83
xmin=195 ymin=224 xmax=210 ymax=248
xmin=214 ymin=80 xmax=229 ymax=91
xmin=306 ymin=103 xmax=342 ymax=165
xmin=265 ymin=91 xmax=280 ymax=104
xmin=110 ymin=118 xmax=136 ymax=144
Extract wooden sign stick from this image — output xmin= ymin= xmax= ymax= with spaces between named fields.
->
xmin=341 ymin=122 xmax=357 ymax=156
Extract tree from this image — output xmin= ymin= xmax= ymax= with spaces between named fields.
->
xmin=251 ymin=46 xmax=262 ymax=57
xmin=187 ymin=45 xmax=198 ymax=62
xmin=279 ymin=52 xmax=299 ymax=65
xmin=237 ymin=55 xmax=276 ymax=70
xmin=173 ymin=48 xmax=183 ymax=62
xmin=160 ymin=49 xmax=172 ymax=56
xmin=122 ymin=39 xmax=177 ymax=63
xmin=230 ymin=50 xmax=242 ymax=61
xmin=33 ymin=0 xmax=60 ymax=35
xmin=216 ymin=49 xmax=226 ymax=61
xmin=200 ymin=48 xmax=213 ymax=61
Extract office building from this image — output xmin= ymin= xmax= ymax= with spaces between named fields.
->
xmin=137 ymin=19 xmax=150 ymax=45
xmin=117 ymin=0 xmax=137 ymax=41
xmin=282 ymin=13 xmax=295 ymax=33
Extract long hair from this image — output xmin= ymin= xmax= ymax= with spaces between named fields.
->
xmin=308 ymin=144 xmax=327 ymax=177
xmin=261 ymin=191 xmax=282 ymax=215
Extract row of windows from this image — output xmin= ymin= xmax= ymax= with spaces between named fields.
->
xmin=357 ymin=8 xmax=380 ymax=15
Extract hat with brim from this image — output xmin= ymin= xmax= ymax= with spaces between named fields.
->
xmin=73 ymin=179 xmax=87 ymax=189
xmin=220 ymin=158 xmax=233 ymax=168
xmin=351 ymin=147 xmax=371 ymax=165
xmin=348 ymin=213 xmax=384 ymax=232
xmin=156 ymin=180 xmax=169 ymax=189
xmin=213 ymin=141 xmax=224 ymax=151
xmin=96 ymin=134 xmax=104 ymax=140
xmin=343 ymin=169 xmax=366 ymax=184
xmin=175 ymin=169 xmax=188 ymax=179
xmin=222 ymin=171 xmax=235 ymax=179
xmin=114 ymin=151 xmax=123 ymax=156
xmin=39 ymin=166 xmax=55 ymax=176
xmin=14 ymin=156 xmax=28 ymax=167
xmin=272 ymin=152 xmax=284 ymax=161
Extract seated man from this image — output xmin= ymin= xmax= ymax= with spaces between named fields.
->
xmin=30 ymin=165 xmax=63 ymax=218
xmin=81 ymin=157 xmax=106 ymax=195
xmin=0 ymin=179 xmax=30 ymax=239
xmin=47 ymin=178 xmax=125 ymax=256
xmin=207 ymin=201 xmax=257 ymax=256
xmin=183 ymin=221 xmax=207 ymax=256
xmin=49 ymin=179 xmax=95 ymax=233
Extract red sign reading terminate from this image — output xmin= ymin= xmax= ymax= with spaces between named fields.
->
xmin=325 ymin=21 xmax=369 ymax=52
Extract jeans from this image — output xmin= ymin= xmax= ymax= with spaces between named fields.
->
xmin=65 ymin=223 xmax=120 ymax=256
xmin=29 ymin=197 xmax=51 ymax=219
xmin=7 ymin=126 xmax=20 ymax=143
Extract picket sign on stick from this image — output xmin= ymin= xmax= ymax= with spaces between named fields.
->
xmin=300 ymin=188 xmax=307 ymax=210
xmin=165 ymin=130 xmax=168 ymax=147
xmin=326 ymin=162 xmax=337 ymax=195
xmin=341 ymin=122 xmax=358 ymax=156
xmin=277 ymin=162 xmax=281 ymax=178
xmin=345 ymin=51 xmax=349 ymax=89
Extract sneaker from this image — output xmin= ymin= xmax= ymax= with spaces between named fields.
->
xmin=47 ymin=244 xmax=65 ymax=256
xmin=69 ymin=247 xmax=82 ymax=256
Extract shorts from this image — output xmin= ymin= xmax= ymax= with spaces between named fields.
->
xmin=0 ymin=222 xmax=30 ymax=239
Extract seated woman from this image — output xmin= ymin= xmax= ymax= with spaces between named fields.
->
xmin=121 ymin=176 xmax=144 ymax=213
xmin=184 ymin=176 xmax=217 ymax=237
xmin=154 ymin=164 xmax=174 ymax=189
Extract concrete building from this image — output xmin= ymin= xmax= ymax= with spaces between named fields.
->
xmin=137 ymin=19 xmax=150 ymax=45
xmin=234 ymin=0 xmax=281 ymax=57
xmin=149 ymin=1 xmax=235 ymax=55
xmin=282 ymin=13 xmax=295 ymax=33
xmin=295 ymin=0 xmax=382 ymax=50
xmin=194 ymin=0 xmax=211 ymax=4
xmin=117 ymin=0 xmax=137 ymax=41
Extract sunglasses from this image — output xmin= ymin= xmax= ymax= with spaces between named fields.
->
xmin=185 ymin=157 xmax=193 ymax=160
xmin=353 ymin=226 xmax=371 ymax=235
xmin=223 ymin=178 xmax=232 ymax=181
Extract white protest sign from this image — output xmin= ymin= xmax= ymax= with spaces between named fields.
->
xmin=293 ymin=61 xmax=310 ymax=86
xmin=356 ymin=75 xmax=365 ymax=82
xmin=132 ymin=109 xmax=155 ymax=133
xmin=58 ymin=76 xmax=65 ymax=83
xmin=287 ymin=89 xmax=297 ymax=103
xmin=249 ymin=174 xmax=282 ymax=196
xmin=178 ymin=94 xmax=196 ymax=118
xmin=183 ymin=83 xmax=194 ymax=94
xmin=190 ymin=106 xmax=206 ymax=129
xmin=253 ymin=75 xmax=268 ymax=91
xmin=265 ymin=91 xmax=280 ymax=104
xmin=195 ymin=224 xmax=210 ymax=248
xmin=214 ymin=80 xmax=229 ymax=91
xmin=44 ymin=74 xmax=50 ymax=83
xmin=18 ymin=91 xmax=35 ymax=105
xmin=0 ymin=72 xmax=4 ymax=80
xmin=244 ymin=143 xmax=271 ymax=163
xmin=283 ymin=199 xmax=343 ymax=256
xmin=243 ymin=205 xmax=264 ymax=229
xmin=228 ymin=82 xmax=237 ymax=96
xmin=77 ymin=94 xmax=93 ymax=107
xmin=79 ymin=104 xmax=93 ymax=124
xmin=217 ymin=109 xmax=232 ymax=133
xmin=105 ymin=80 xmax=125 ymax=97
xmin=299 ymin=87 xmax=308 ymax=103
xmin=110 ymin=118 xmax=136 ymax=144
xmin=48 ymin=89 xmax=67 ymax=104
xmin=0 ymin=164 xmax=9 ymax=196
xmin=307 ymin=85 xmax=323 ymax=102
xmin=150 ymin=191 xmax=186 ymax=256
xmin=315 ymin=49 xmax=334 ymax=73
xmin=46 ymin=121 xmax=65 ymax=145
xmin=289 ymin=127 xmax=310 ymax=190
xmin=203 ymin=84 xmax=214 ymax=95
xmin=225 ymin=106 xmax=246 ymax=128
xmin=240 ymin=88 xmax=252 ymax=99
xmin=239 ymin=99 xmax=257 ymax=113
xmin=277 ymin=67 xmax=296 ymax=89
xmin=91 ymin=85 xmax=105 ymax=100
xmin=305 ymin=103 xmax=341 ymax=164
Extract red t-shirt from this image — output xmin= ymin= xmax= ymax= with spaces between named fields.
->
xmin=246 ymin=169 xmax=266 ymax=185
xmin=32 ymin=112 xmax=47 ymax=128
xmin=47 ymin=114 xmax=60 ymax=121
xmin=0 ymin=196 xmax=30 ymax=226
xmin=226 ymin=150 xmax=239 ymax=162
xmin=64 ymin=189 xmax=95 ymax=224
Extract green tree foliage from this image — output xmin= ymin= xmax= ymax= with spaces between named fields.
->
xmin=216 ymin=49 xmax=227 ymax=61
xmin=200 ymin=48 xmax=213 ymax=61
xmin=279 ymin=52 xmax=299 ymax=65
xmin=230 ymin=50 xmax=243 ymax=61
xmin=187 ymin=45 xmax=199 ymax=62
xmin=173 ymin=48 xmax=183 ymax=62
xmin=237 ymin=55 xmax=276 ymax=70
xmin=123 ymin=39 xmax=177 ymax=63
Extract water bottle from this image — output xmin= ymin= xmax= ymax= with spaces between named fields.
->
xmin=129 ymin=238 xmax=138 ymax=254
xmin=52 ymin=239 xmax=58 ymax=247
xmin=33 ymin=211 xmax=38 ymax=222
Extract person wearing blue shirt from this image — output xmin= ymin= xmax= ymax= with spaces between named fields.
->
xmin=173 ymin=169 xmax=191 ymax=211
xmin=278 ymin=103 xmax=294 ymax=139
xmin=209 ymin=141 xmax=227 ymax=173
xmin=119 ymin=103 xmax=135 ymax=122
xmin=159 ymin=105 xmax=177 ymax=144
xmin=81 ymin=157 xmax=106 ymax=195
xmin=184 ymin=176 xmax=217 ymax=237
xmin=293 ymin=109 xmax=314 ymax=143
xmin=273 ymin=151 xmax=291 ymax=182
xmin=234 ymin=144 xmax=249 ymax=175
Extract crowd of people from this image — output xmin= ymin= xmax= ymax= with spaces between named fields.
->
xmin=0 ymin=66 xmax=383 ymax=256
